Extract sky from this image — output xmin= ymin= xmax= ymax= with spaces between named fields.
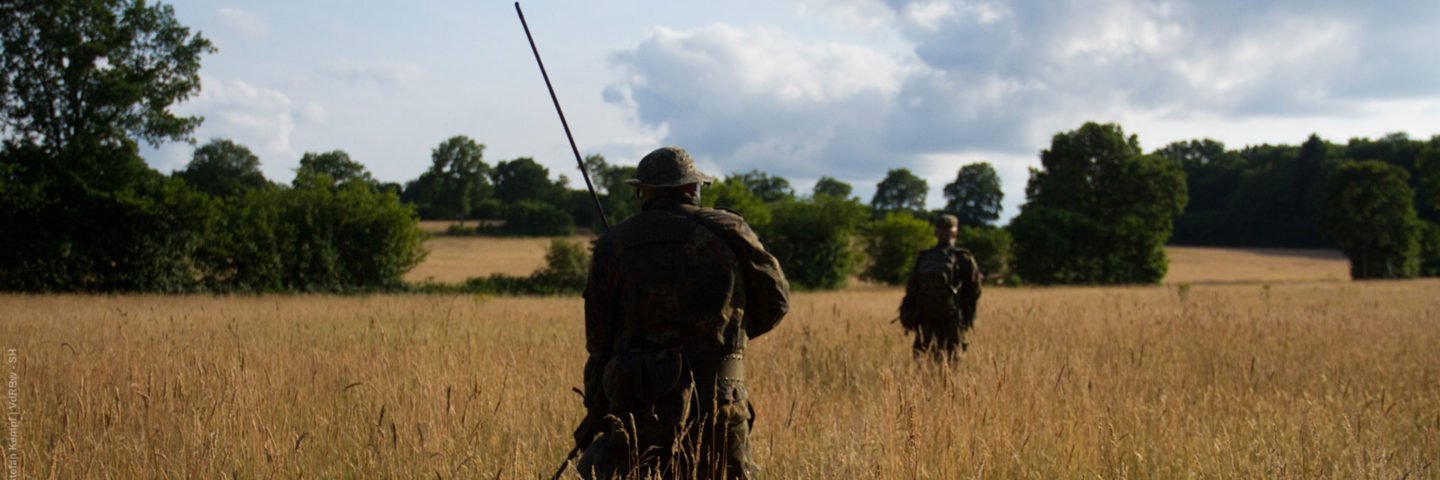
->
xmin=146 ymin=0 xmax=1440 ymax=221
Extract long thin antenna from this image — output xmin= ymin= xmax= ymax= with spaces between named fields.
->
xmin=514 ymin=2 xmax=611 ymax=229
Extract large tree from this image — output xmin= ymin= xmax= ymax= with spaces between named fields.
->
xmin=813 ymin=176 xmax=852 ymax=199
xmin=492 ymin=157 xmax=563 ymax=205
xmin=414 ymin=135 xmax=490 ymax=223
xmin=177 ymin=138 xmax=270 ymax=197
xmin=1419 ymin=142 xmax=1440 ymax=212
xmin=942 ymin=162 xmax=1003 ymax=227
xmin=584 ymin=154 xmax=639 ymax=227
xmin=1319 ymin=160 xmax=1420 ymax=279
xmin=733 ymin=169 xmax=794 ymax=203
xmin=1 ymin=0 xmax=213 ymax=158
xmin=0 ymin=0 xmax=219 ymax=292
xmin=1011 ymin=122 xmax=1187 ymax=284
xmin=871 ymin=168 xmax=927 ymax=217
xmin=295 ymin=150 xmax=374 ymax=187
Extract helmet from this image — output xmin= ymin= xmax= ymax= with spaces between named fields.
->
xmin=626 ymin=147 xmax=714 ymax=188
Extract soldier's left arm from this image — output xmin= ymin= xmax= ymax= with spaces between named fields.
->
xmin=955 ymin=251 xmax=982 ymax=325
xmin=576 ymin=236 xmax=618 ymax=447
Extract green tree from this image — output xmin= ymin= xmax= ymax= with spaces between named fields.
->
xmin=859 ymin=212 xmax=933 ymax=284
xmin=702 ymin=176 xmax=772 ymax=230
xmin=177 ymin=138 xmax=270 ymax=197
xmin=1319 ymin=160 xmax=1420 ymax=279
xmin=764 ymin=195 xmax=867 ymax=289
xmin=502 ymin=200 xmax=573 ymax=236
xmin=492 ymin=157 xmax=563 ymax=205
xmin=295 ymin=150 xmax=374 ymax=187
xmin=1418 ymin=220 xmax=1440 ymax=277
xmin=1155 ymin=139 xmax=1247 ymax=245
xmin=942 ymin=162 xmax=1003 ymax=226
xmin=0 ymin=0 xmax=220 ymax=292
xmin=1011 ymin=122 xmax=1187 ymax=285
xmin=584 ymin=153 xmax=640 ymax=228
xmin=956 ymin=226 xmax=1012 ymax=284
xmin=871 ymin=168 xmax=928 ymax=217
xmin=733 ymin=169 xmax=794 ymax=203
xmin=1419 ymin=143 xmax=1440 ymax=212
xmin=1 ymin=0 xmax=213 ymax=157
xmin=419 ymin=135 xmax=490 ymax=223
xmin=813 ymin=176 xmax=853 ymax=199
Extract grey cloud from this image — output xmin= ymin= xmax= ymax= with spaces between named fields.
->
xmin=605 ymin=0 xmax=1440 ymax=215
xmin=609 ymin=24 xmax=903 ymax=179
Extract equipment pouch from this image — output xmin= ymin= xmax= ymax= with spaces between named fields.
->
xmin=602 ymin=346 xmax=688 ymax=412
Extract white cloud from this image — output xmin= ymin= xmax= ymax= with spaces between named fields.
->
xmin=217 ymin=7 xmax=268 ymax=39
xmin=327 ymin=59 xmax=425 ymax=89
xmin=902 ymin=1 xmax=955 ymax=31
xmin=791 ymin=0 xmax=896 ymax=31
xmin=146 ymin=76 xmax=318 ymax=182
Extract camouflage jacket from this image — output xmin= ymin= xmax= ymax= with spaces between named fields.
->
xmin=899 ymin=245 xmax=982 ymax=329
xmin=581 ymin=194 xmax=789 ymax=421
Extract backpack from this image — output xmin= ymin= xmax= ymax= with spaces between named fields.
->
xmin=900 ymin=247 xmax=966 ymax=329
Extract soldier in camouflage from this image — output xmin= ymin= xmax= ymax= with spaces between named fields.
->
xmin=898 ymin=214 xmax=982 ymax=362
xmin=573 ymin=146 xmax=790 ymax=479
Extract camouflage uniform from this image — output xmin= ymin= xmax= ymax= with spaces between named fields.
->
xmin=898 ymin=216 xmax=982 ymax=362
xmin=574 ymin=147 xmax=789 ymax=479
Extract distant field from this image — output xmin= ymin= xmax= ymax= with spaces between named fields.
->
xmin=406 ymin=221 xmax=595 ymax=283
xmin=1164 ymin=246 xmax=1349 ymax=284
xmin=7 ymin=280 xmax=1437 ymax=477
xmin=408 ymin=231 xmax=1351 ymax=285
xmin=405 ymin=234 xmax=594 ymax=283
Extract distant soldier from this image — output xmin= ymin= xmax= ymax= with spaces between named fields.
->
xmin=572 ymin=147 xmax=790 ymax=479
xmin=898 ymin=214 xmax=982 ymax=361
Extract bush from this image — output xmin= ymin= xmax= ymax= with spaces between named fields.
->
xmin=1416 ymin=220 xmax=1440 ymax=277
xmin=764 ymin=196 xmax=868 ymax=289
xmin=1008 ymin=205 xmax=1105 ymax=285
xmin=202 ymin=181 xmax=428 ymax=292
xmin=532 ymin=238 xmax=590 ymax=291
xmin=859 ymin=213 xmax=933 ymax=285
xmin=1319 ymin=160 xmax=1420 ymax=279
xmin=1 ymin=145 xmax=221 ymax=292
xmin=502 ymin=200 xmax=573 ymax=236
xmin=957 ymin=226 xmax=1013 ymax=284
xmin=703 ymin=177 xmax=772 ymax=230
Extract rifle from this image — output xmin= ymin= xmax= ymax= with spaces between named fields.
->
xmin=549 ymin=445 xmax=581 ymax=480
xmin=514 ymin=5 xmax=605 ymax=477
xmin=514 ymin=1 xmax=610 ymax=230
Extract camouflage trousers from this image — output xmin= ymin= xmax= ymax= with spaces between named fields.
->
xmin=911 ymin=322 xmax=968 ymax=362
xmin=577 ymin=387 xmax=757 ymax=479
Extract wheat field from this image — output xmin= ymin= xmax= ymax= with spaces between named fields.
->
xmin=3 ymin=263 xmax=1438 ymax=478
xmin=0 ymin=243 xmax=1429 ymax=478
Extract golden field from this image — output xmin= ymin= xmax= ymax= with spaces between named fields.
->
xmin=1 ymin=244 xmax=1436 ymax=478
xmin=404 ymin=231 xmax=1351 ymax=285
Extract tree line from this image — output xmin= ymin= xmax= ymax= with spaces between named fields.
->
xmin=4 ymin=0 xmax=1436 ymax=294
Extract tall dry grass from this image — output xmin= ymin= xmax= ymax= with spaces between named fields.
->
xmin=4 ymin=279 xmax=1437 ymax=478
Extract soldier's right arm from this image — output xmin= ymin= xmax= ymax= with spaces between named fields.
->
xmin=695 ymin=209 xmax=790 ymax=339
xmin=732 ymin=220 xmax=789 ymax=339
